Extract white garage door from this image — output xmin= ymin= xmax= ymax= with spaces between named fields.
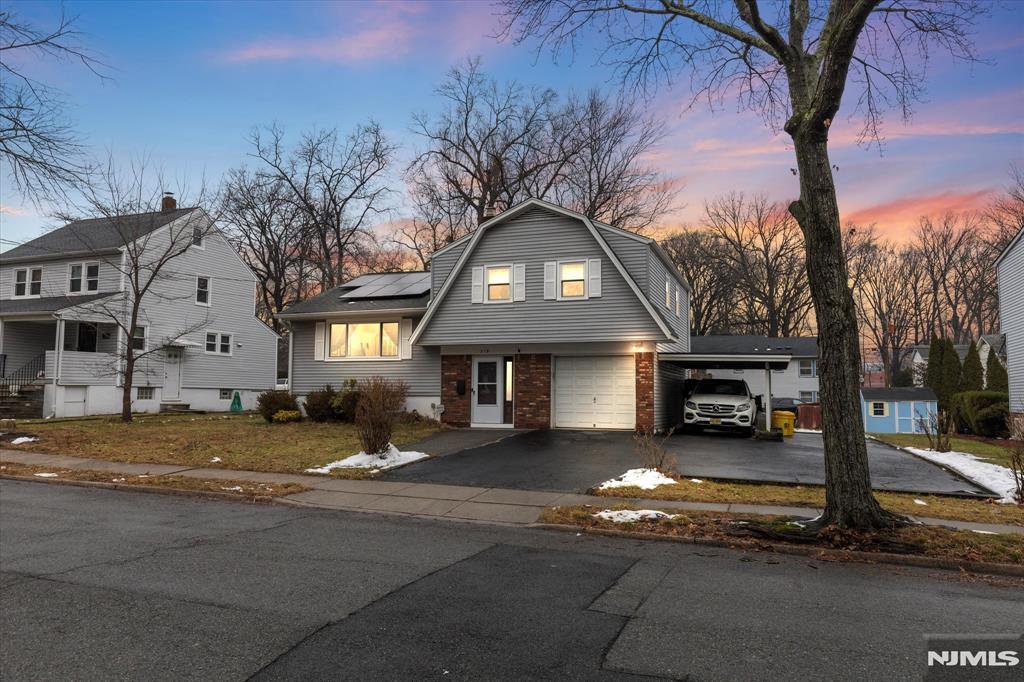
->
xmin=554 ymin=356 xmax=635 ymax=429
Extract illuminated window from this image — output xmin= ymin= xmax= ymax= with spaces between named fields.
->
xmin=486 ymin=266 xmax=511 ymax=301
xmin=329 ymin=324 xmax=347 ymax=357
xmin=329 ymin=322 xmax=399 ymax=358
xmin=559 ymin=261 xmax=586 ymax=298
xmin=381 ymin=322 xmax=399 ymax=357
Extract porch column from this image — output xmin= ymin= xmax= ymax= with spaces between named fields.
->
xmin=53 ymin=318 xmax=64 ymax=384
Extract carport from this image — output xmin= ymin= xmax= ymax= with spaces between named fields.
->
xmin=659 ymin=352 xmax=791 ymax=429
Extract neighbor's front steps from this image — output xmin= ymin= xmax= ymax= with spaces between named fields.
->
xmin=1 ymin=448 xmax=1020 ymax=535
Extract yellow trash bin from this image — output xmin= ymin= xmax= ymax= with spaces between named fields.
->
xmin=771 ymin=410 xmax=795 ymax=437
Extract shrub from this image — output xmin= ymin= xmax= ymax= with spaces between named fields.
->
xmin=961 ymin=342 xmax=984 ymax=391
xmin=986 ymin=352 xmax=1008 ymax=392
xmin=355 ymin=377 xmax=409 ymax=455
xmin=950 ymin=390 xmax=1009 ymax=436
xmin=271 ymin=410 xmax=302 ymax=424
xmin=330 ymin=379 xmax=361 ymax=422
xmin=634 ymin=428 xmax=676 ymax=473
xmin=304 ymin=385 xmax=339 ymax=422
xmin=257 ymin=390 xmax=299 ymax=423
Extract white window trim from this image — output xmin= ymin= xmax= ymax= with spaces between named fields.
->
xmin=799 ymin=359 xmax=817 ymax=377
xmin=191 ymin=225 xmax=206 ymax=250
xmin=219 ymin=388 xmax=234 ymax=400
xmin=556 ymin=259 xmax=589 ymax=301
xmin=195 ymin=275 xmax=212 ymax=307
xmin=204 ymin=330 xmax=233 ymax=356
xmin=13 ymin=267 xmax=42 ymax=299
xmin=130 ymin=325 xmax=149 ymax=352
xmin=67 ymin=261 xmax=100 ymax=296
xmin=324 ymin=320 xmax=402 ymax=362
xmin=483 ymin=263 xmax=514 ymax=304
xmin=137 ymin=385 xmax=155 ymax=400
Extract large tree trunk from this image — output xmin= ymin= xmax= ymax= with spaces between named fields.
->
xmin=121 ymin=353 xmax=134 ymax=424
xmin=788 ymin=131 xmax=905 ymax=529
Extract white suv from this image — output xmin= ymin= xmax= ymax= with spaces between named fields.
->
xmin=683 ymin=379 xmax=757 ymax=436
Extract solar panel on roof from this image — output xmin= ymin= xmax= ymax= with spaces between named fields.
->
xmin=338 ymin=271 xmax=430 ymax=299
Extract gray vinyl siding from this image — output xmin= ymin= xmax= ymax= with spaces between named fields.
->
xmin=289 ymin=319 xmax=440 ymax=396
xmin=60 ymin=351 xmax=117 ymax=385
xmin=419 ymin=206 xmax=665 ymax=345
xmin=997 ymin=234 xmax=1024 ymax=415
xmin=655 ymin=361 xmax=688 ymax=432
xmin=0 ymin=254 xmax=121 ymax=299
xmin=647 ymin=251 xmax=690 ymax=353
xmin=131 ymin=218 xmax=278 ymax=392
xmin=597 ymin=227 xmax=649 ymax=291
xmin=1 ymin=320 xmax=55 ymax=376
xmin=430 ymin=241 xmax=469 ymax=297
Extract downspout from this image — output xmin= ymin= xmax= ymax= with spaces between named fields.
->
xmin=286 ymin=320 xmax=294 ymax=392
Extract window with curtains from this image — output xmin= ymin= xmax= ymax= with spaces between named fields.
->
xmin=327 ymin=322 xmax=399 ymax=358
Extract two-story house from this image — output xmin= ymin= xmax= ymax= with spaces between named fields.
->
xmin=691 ymin=335 xmax=820 ymax=403
xmin=997 ymin=226 xmax=1023 ymax=434
xmin=279 ymin=199 xmax=692 ymax=432
xmin=0 ymin=196 xmax=279 ymax=418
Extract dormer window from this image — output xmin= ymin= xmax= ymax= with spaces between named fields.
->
xmin=14 ymin=268 xmax=42 ymax=298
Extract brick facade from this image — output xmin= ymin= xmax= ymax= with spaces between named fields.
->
xmin=440 ymin=354 xmax=471 ymax=427
xmin=514 ymin=353 xmax=551 ymax=429
xmin=635 ymin=351 xmax=655 ymax=432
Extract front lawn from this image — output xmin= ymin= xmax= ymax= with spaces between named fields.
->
xmin=542 ymin=505 xmax=1024 ymax=568
xmin=591 ymin=476 xmax=1024 ymax=526
xmin=872 ymin=433 xmax=1018 ymax=469
xmin=3 ymin=413 xmax=442 ymax=475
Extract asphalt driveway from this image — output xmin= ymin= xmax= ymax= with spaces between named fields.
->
xmin=385 ymin=429 xmax=993 ymax=497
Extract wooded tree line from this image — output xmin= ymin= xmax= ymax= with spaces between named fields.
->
xmin=660 ymin=172 xmax=1022 ymax=384
xmin=218 ymin=60 xmax=677 ymax=329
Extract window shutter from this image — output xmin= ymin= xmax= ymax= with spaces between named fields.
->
xmin=400 ymin=318 xmax=413 ymax=359
xmin=513 ymin=263 xmax=526 ymax=301
xmin=587 ymin=258 xmax=602 ymax=298
xmin=471 ymin=266 xmax=484 ymax=303
xmin=544 ymin=262 xmax=556 ymax=300
xmin=314 ymin=322 xmax=326 ymax=361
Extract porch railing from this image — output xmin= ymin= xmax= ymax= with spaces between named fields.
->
xmin=0 ymin=352 xmax=46 ymax=393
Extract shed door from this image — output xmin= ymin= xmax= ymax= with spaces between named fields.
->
xmin=554 ymin=356 xmax=635 ymax=429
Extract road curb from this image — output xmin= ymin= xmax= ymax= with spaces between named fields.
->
xmin=531 ymin=522 xmax=1024 ymax=578
xmin=0 ymin=474 xmax=285 ymax=505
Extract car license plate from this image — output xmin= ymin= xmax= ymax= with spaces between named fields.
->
xmin=710 ymin=418 xmax=722 ymax=425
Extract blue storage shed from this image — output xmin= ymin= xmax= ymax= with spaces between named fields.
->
xmin=860 ymin=387 xmax=937 ymax=434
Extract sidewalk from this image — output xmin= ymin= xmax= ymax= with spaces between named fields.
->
xmin=1 ymin=448 xmax=1020 ymax=534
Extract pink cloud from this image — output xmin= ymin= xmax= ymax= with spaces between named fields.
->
xmin=842 ymin=189 xmax=996 ymax=239
xmin=0 ymin=205 xmax=32 ymax=217
xmin=223 ymin=23 xmax=416 ymax=64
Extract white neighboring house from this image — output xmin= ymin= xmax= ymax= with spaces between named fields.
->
xmin=910 ymin=343 xmax=970 ymax=387
xmin=977 ymin=333 xmax=1007 ymax=387
xmin=996 ymin=226 xmax=1023 ymax=432
xmin=0 ymin=198 xmax=279 ymax=418
xmin=691 ymin=336 xmax=820 ymax=403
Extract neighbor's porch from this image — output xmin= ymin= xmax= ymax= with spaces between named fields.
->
xmin=0 ymin=317 xmax=121 ymax=386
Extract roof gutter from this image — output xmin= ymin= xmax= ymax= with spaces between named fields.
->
xmin=275 ymin=307 xmax=428 ymax=321
xmin=0 ymin=247 xmax=122 ymax=265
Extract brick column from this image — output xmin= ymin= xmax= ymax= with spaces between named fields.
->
xmin=514 ymin=353 xmax=551 ymax=429
xmin=440 ymin=354 xmax=471 ymax=427
xmin=635 ymin=351 xmax=655 ymax=432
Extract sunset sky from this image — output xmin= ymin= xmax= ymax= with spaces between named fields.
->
xmin=1 ymin=0 xmax=1022 ymax=248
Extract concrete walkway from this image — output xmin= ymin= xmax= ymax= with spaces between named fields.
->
xmin=1 ymin=448 xmax=1020 ymax=535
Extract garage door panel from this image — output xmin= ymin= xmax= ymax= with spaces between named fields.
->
xmin=554 ymin=356 xmax=635 ymax=430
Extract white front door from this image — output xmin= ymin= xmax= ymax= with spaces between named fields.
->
xmin=554 ymin=356 xmax=636 ymax=429
xmin=163 ymin=349 xmax=182 ymax=400
xmin=472 ymin=356 xmax=503 ymax=425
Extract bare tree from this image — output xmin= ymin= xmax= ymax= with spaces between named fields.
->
xmin=249 ymin=122 xmax=395 ymax=289
xmin=59 ymin=157 xmax=215 ymax=423
xmin=983 ymin=165 xmax=1024 ymax=254
xmin=391 ymin=173 xmax=475 ymax=269
xmin=702 ymin=193 xmax=813 ymax=337
xmin=219 ymin=167 xmax=306 ymax=331
xmin=502 ymin=0 xmax=989 ymax=529
xmin=0 ymin=8 xmax=104 ymax=203
xmin=660 ymin=229 xmax=739 ymax=335
xmin=855 ymin=242 xmax=918 ymax=383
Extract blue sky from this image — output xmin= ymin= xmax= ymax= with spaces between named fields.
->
xmin=2 ymin=0 xmax=1022 ymax=247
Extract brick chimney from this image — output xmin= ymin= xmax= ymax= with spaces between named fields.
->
xmin=161 ymin=192 xmax=177 ymax=212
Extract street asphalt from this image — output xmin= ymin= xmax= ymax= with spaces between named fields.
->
xmin=2 ymin=480 xmax=1021 ymax=680
xmin=385 ymin=429 xmax=991 ymax=497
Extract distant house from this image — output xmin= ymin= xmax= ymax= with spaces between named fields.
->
xmin=861 ymin=387 xmax=937 ymax=434
xmin=978 ymin=333 xmax=1007 ymax=388
xmin=910 ymin=343 xmax=969 ymax=387
xmin=690 ymin=335 xmax=820 ymax=403
xmin=0 ymin=197 xmax=279 ymax=418
xmin=996 ymin=226 xmax=1023 ymax=433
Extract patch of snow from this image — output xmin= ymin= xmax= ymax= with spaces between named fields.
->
xmin=33 ymin=472 xmax=58 ymax=478
xmin=794 ymin=428 xmax=821 ymax=434
xmin=598 ymin=468 xmax=676 ymax=491
xmin=904 ymin=447 xmax=1019 ymax=504
xmin=689 ymin=478 xmax=704 ymax=484
xmin=112 ymin=478 xmax=125 ymax=483
xmin=913 ymin=499 xmax=928 ymax=506
xmin=971 ymin=529 xmax=998 ymax=535
xmin=788 ymin=514 xmax=823 ymax=529
xmin=593 ymin=509 xmax=678 ymax=523
xmin=220 ymin=486 xmax=244 ymax=492
xmin=210 ymin=457 xmax=222 ymax=463
xmin=304 ymin=443 xmax=428 ymax=474
xmin=11 ymin=436 xmax=37 ymax=445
